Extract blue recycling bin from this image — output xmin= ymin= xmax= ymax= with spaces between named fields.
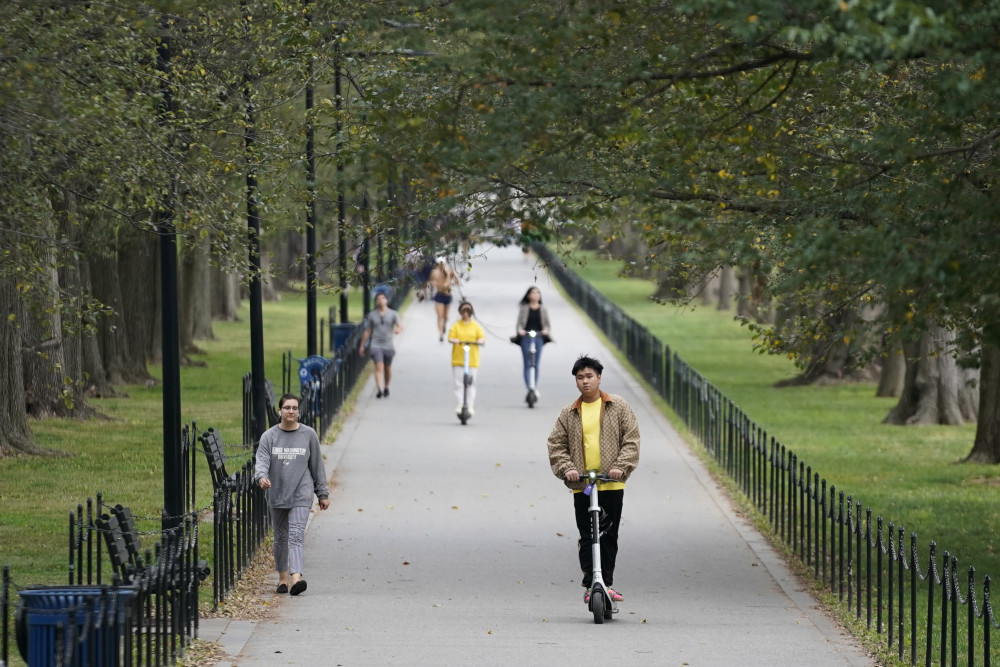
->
xmin=16 ymin=585 xmax=137 ymax=666
xmin=297 ymin=355 xmax=331 ymax=387
xmin=331 ymin=322 xmax=357 ymax=354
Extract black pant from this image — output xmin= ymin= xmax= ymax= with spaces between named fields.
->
xmin=574 ymin=489 xmax=624 ymax=588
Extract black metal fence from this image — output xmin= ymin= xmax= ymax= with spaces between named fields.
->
xmin=537 ymin=243 xmax=999 ymax=666
xmin=198 ymin=427 xmax=269 ymax=611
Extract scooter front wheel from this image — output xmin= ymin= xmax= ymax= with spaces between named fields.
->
xmin=590 ymin=589 xmax=605 ymax=624
xmin=526 ymin=389 xmax=536 ymax=408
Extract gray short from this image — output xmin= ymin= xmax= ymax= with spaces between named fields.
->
xmin=370 ymin=347 xmax=396 ymax=365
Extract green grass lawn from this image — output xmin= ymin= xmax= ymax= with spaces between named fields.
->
xmin=0 ymin=287 xmax=366 ymax=588
xmin=566 ymin=250 xmax=1000 ymax=665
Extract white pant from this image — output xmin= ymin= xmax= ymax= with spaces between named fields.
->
xmin=453 ymin=366 xmax=478 ymax=407
xmin=270 ymin=505 xmax=310 ymax=574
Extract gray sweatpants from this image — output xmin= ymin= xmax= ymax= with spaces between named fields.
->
xmin=270 ymin=506 xmax=311 ymax=574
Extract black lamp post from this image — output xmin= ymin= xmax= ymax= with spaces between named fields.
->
xmin=305 ymin=6 xmax=318 ymax=356
xmin=156 ymin=34 xmax=183 ymax=532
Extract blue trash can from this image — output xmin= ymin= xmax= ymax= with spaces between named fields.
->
xmin=16 ymin=585 xmax=137 ymax=666
xmin=297 ymin=355 xmax=330 ymax=384
xmin=331 ymin=322 xmax=357 ymax=354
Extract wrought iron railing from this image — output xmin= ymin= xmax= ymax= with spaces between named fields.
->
xmin=537 ymin=243 xmax=999 ymax=666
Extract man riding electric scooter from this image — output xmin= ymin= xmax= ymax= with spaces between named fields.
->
xmin=546 ymin=355 xmax=640 ymax=613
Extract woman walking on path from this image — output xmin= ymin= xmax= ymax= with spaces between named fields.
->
xmin=447 ymin=301 xmax=486 ymax=415
xmin=254 ymin=393 xmax=330 ymax=596
xmin=359 ymin=290 xmax=403 ymax=398
xmin=512 ymin=286 xmax=552 ymax=401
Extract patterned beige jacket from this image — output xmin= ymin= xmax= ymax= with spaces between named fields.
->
xmin=547 ymin=391 xmax=640 ymax=491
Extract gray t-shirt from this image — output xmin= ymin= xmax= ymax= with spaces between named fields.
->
xmin=364 ymin=308 xmax=400 ymax=350
xmin=254 ymin=424 xmax=329 ymax=509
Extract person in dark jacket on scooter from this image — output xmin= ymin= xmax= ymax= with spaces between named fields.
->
xmin=547 ymin=355 xmax=640 ymax=604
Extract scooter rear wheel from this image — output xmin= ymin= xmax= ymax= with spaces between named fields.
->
xmin=590 ymin=589 xmax=605 ymax=624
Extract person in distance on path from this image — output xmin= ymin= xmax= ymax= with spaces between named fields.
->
xmin=254 ymin=393 xmax=330 ymax=596
xmin=429 ymin=257 xmax=457 ymax=342
xmin=447 ymin=300 xmax=486 ymax=415
xmin=359 ymin=290 xmax=403 ymax=398
xmin=546 ymin=355 xmax=640 ymax=604
xmin=512 ymin=286 xmax=552 ymax=402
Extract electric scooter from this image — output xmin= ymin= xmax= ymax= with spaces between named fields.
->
xmin=525 ymin=330 xmax=538 ymax=408
xmin=582 ymin=470 xmax=618 ymax=624
xmin=457 ymin=341 xmax=482 ymax=425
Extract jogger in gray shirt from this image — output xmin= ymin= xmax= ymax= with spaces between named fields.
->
xmin=255 ymin=393 xmax=329 ymax=595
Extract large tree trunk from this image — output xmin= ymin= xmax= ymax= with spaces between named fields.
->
xmin=117 ymin=226 xmax=157 ymax=381
xmin=260 ymin=250 xmax=280 ymax=302
xmin=965 ymin=343 xmax=1000 ymax=463
xmin=883 ymin=322 xmax=978 ymax=425
xmin=211 ymin=266 xmax=241 ymax=321
xmin=0 ymin=277 xmax=52 ymax=457
xmin=90 ymin=253 xmax=146 ymax=385
xmin=736 ymin=264 xmax=771 ymax=323
xmin=717 ymin=264 xmax=734 ymax=311
xmin=180 ymin=238 xmax=214 ymax=353
xmin=74 ymin=259 xmax=118 ymax=397
xmin=18 ymin=237 xmax=91 ymax=419
xmin=875 ymin=341 xmax=906 ymax=398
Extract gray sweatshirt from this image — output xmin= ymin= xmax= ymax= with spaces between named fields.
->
xmin=254 ymin=423 xmax=329 ymax=509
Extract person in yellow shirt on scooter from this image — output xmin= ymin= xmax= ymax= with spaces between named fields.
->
xmin=447 ymin=301 xmax=486 ymax=417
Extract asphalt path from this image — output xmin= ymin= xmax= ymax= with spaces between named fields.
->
xmin=231 ymin=245 xmax=873 ymax=666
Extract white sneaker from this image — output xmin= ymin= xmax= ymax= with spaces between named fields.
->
xmin=456 ymin=404 xmax=463 ymax=414
xmin=468 ymin=406 xmax=475 ymax=416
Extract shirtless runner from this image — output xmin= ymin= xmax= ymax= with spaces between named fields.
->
xmin=429 ymin=257 xmax=456 ymax=341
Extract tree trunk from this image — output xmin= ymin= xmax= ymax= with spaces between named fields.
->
xmin=19 ymin=241 xmax=91 ymax=419
xmin=965 ymin=343 xmax=1000 ymax=463
xmin=117 ymin=225 xmax=157 ymax=381
xmin=717 ymin=264 xmax=734 ymax=311
xmin=875 ymin=341 xmax=906 ymax=397
xmin=211 ymin=266 xmax=241 ymax=321
xmin=0 ymin=277 xmax=51 ymax=457
xmin=261 ymin=250 xmax=280 ymax=302
xmin=90 ymin=253 xmax=138 ymax=385
xmin=284 ymin=229 xmax=306 ymax=283
xmin=883 ymin=322 xmax=978 ymax=425
xmin=699 ymin=271 xmax=717 ymax=306
xmin=147 ymin=244 xmax=163 ymax=364
xmin=735 ymin=264 xmax=770 ymax=323
xmin=179 ymin=240 xmax=213 ymax=353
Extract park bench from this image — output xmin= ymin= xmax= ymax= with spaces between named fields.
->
xmin=200 ymin=428 xmax=238 ymax=493
xmin=96 ymin=505 xmax=209 ymax=586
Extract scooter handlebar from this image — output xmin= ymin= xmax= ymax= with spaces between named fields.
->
xmin=571 ymin=470 xmax=615 ymax=483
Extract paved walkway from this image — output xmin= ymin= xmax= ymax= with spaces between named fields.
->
xmin=204 ymin=245 xmax=873 ymax=666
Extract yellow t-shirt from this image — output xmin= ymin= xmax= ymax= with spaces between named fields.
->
xmin=580 ymin=399 xmax=625 ymax=492
xmin=448 ymin=320 xmax=486 ymax=367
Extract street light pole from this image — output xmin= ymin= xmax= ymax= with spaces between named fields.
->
xmin=305 ymin=5 xmax=318 ymax=355
xmin=156 ymin=33 xmax=183 ymax=532
xmin=336 ymin=41 xmax=348 ymax=324
xmin=245 ymin=70 xmax=267 ymax=445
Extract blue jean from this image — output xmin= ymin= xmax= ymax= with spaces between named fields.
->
xmin=520 ymin=335 xmax=544 ymax=389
